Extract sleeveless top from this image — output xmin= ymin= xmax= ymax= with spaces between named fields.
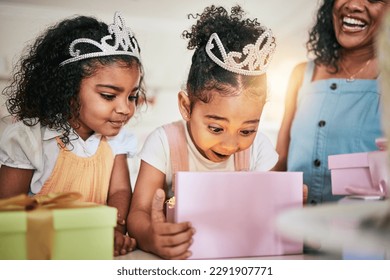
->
xmin=35 ymin=137 xmax=114 ymax=204
xmin=287 ymin=61 xmax=383 ymax=204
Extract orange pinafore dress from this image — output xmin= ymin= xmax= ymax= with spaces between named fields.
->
xmin=36 ymin=137 xmax=114 ymax=204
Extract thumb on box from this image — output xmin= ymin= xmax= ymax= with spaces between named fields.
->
xmin=151 ymin=189 xmax=166 ymax=223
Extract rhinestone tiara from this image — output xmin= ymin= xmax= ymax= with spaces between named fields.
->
xmin=205 ymin=28 xmax=276 ymax=76
xmin=60 ymin=12 xmax=141 ymax=66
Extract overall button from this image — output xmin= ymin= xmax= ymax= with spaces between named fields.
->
xmin=318 ymin=120 xmax=326 ymax=127
xmin=313 ymin=159 xmax=321 ymax=167
xmin=330 ymin=83 xmax=337 ymax=90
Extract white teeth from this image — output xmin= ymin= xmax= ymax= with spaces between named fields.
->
xmin=343 ymin=16 xmax=365 ymax=26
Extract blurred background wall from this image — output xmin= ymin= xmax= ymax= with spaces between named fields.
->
xmin=0 ymin=0 xmax=320 ymax=181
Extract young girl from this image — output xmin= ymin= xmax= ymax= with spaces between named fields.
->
xmin=0 ymin=12 xmax=144 ymax=256
xmin=127 ymin=5 xmax=278 ymax=260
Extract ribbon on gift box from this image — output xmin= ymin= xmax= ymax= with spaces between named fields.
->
xmin=0 ymin=192 xmax=96 ymax=259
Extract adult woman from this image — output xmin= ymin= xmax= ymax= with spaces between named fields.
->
xmin=275 ymin=0 xmax=389 ymax=204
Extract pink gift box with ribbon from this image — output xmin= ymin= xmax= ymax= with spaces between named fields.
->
xmin=329 ymin=150 xmax=388 ymax=196
xmin=172 ymin=171 xmax=303 ymax=259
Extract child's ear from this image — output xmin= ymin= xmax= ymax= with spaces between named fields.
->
xmin=178 ymin=91 xmax=191 ymax=121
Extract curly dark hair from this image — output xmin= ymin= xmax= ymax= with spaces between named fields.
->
xmin=182 ymin=5 xmax=274 ymax=109
xmin=2 ymin=14 xmax=146 ymax=145
xmin=306 ymin=0 xmax=340 ymax=71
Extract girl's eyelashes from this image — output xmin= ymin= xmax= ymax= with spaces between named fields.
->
xmin=99 ymin=92 xmax=138 ymax=102
xmin=240 ymin=129 xmax=257 ymax=136
xmin=128 ymin=93 xmax=138 ymax=102
xmin=100 ymin=93 xmax=115 ymax=101
xmin=208 ymin=125 xmax=257 ymax=136
xmin=208 ymin=125 xmax=224 ymax=134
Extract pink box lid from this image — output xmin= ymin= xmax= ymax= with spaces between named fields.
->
xmin=328 ymin=152 xmax=369 ymax=170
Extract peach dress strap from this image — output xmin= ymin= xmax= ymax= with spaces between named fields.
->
xmin=234 ymin=148 xmax=251 ymax=171
xmin=36 ymin=136 xmax=114 ymax=204
xmin=163 ymin=121 xmax=189 ymax=193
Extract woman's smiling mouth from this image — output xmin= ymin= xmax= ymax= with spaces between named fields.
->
xmin=342 ymin=16 xmax=367 ymax=31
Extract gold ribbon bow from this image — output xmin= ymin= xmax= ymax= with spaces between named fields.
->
xmin=0 ymin=192 xmax=89 ymax=211
xmin=0 ymin=192 xmax=95 ymax=259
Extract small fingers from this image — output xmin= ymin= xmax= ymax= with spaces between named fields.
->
xmin=117 ymin=213 xmax=126 ymax=226
xmin=120 ymin=236 xmax=137 ymax=255
xmin=151 ymin=225 xmax=195 ymax=259
xmin=155 ymin=225 xmax=195 ymax=247
xmin=129 ymin=237 xmax=137 ymax=251
xmin=114 ymin=233 xmax=122 ymax=256
xmin=152 ymin=220 xmax=193 ymax=236
xmin=114 ymin=233 xmax=138 ymax=256
xmin=159 ymin=239 xmax=193 ymax=260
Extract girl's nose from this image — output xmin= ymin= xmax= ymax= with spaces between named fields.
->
xmin=220 ymin=136 xmax=240 ymax=154
xmin=115 ymin=100 xmax=133 ymax=116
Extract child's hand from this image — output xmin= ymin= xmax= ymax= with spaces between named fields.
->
xmin=113 ymin=213 xmax=137 ymax=256
xmin=149 ymin=189 xmax=194 ymax=260
xmin=114 ymin=230 xmax=137 ymax=256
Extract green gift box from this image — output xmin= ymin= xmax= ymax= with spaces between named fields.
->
xmin=0 ymin=194 xmax=117 ymax=260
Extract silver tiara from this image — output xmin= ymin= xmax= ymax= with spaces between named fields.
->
xmin=205 ymin=29 xmax=276 ymax=76
xmin=60 ymin=12 xmax=141 ymax=66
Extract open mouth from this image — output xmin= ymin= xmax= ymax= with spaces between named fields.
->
xmin=342 ymin=16 xmax=367 ymax=31
xmin=212 ymin=151 xmax=230 ymax=160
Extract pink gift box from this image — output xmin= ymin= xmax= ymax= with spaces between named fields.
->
xmin=173 ymin=171 xmax=303 ymax=259
xmin=328 ymin=151 xmax=388 ymax=196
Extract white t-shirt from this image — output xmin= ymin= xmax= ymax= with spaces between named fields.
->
xmin=139 ymin=120 xmax=278 ymax=189
xmin=0 ymin=121 xmax=137 ymax=194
